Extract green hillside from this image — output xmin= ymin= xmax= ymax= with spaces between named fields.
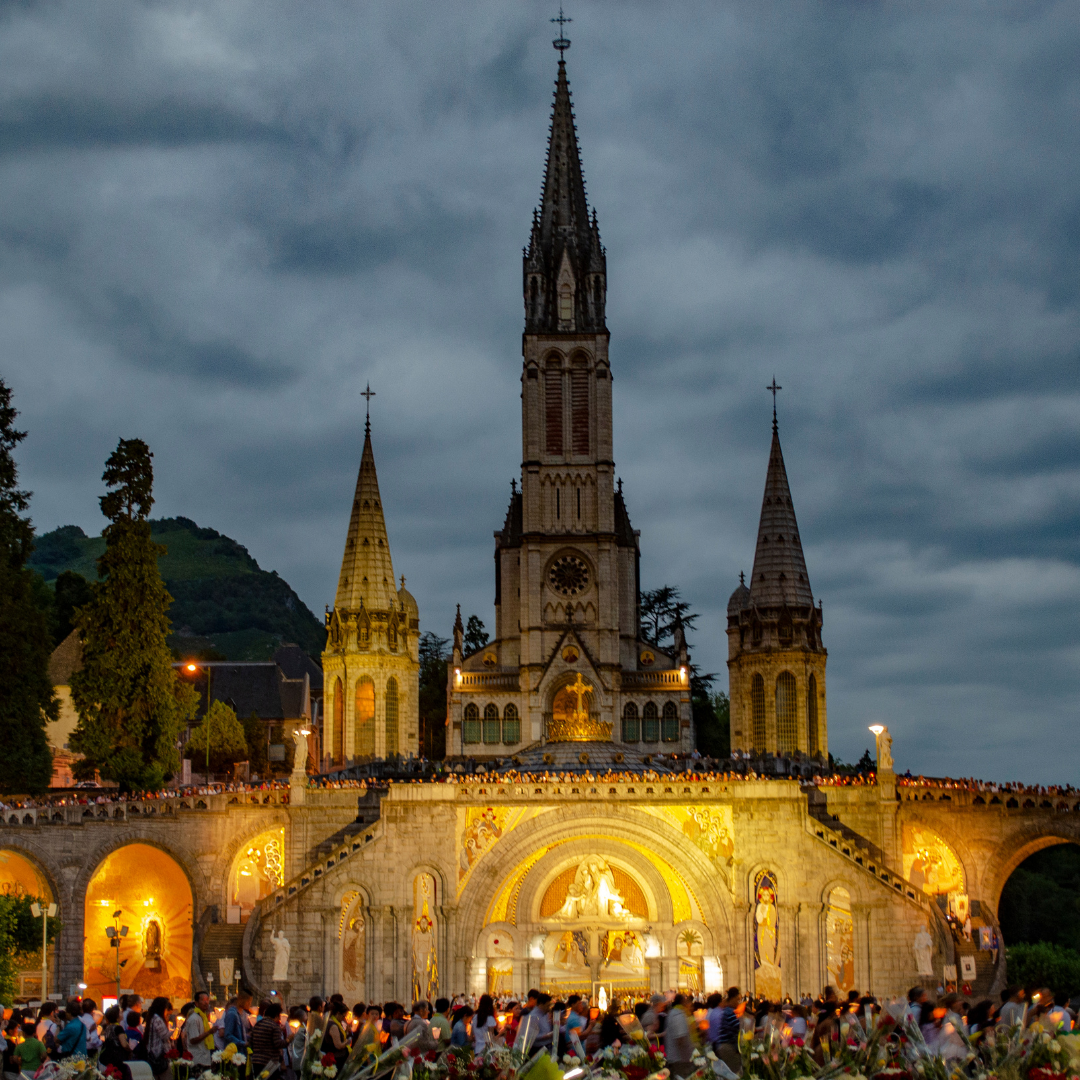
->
xmin=30 ymin=517 xmax=326 ymax=661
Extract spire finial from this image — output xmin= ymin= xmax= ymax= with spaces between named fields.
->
xmin=740 ymin=571 xmax=745 ymax=586
xmin=361 ymin=382 xmax=376 ymax=434
xmin=511 ymin=478 xmax=517 ymax=495
xmin=551 ymin=6 xmax=571 ymax=57
xmin=767 ymin=377 xmax=782 ymax=432
xmin=617 ymin=477 xmax=623 ymax=495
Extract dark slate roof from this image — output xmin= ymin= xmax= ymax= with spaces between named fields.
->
xmin=748 ymin=425 xmax=814 ymax=608
xmin=175 ymin=662 xmax=309 ymax=722
xmin=615 ymin=490 xmax=636 ymax=548
xmin=499 ymin=492 xmax=523 ymax=546
xmin=273 ymin=645 xmax=323 ymax=692
xmin=490 ymin=740 xmax=674 ymax=774
xmin=727 ymin=576 xmax=751 ymax=615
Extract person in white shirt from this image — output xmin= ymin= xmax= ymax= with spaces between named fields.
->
xmin=81 ymin=999 xmax=103 ymax=1052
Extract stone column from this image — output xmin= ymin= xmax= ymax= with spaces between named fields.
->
xmin=780 ymin=902 xmax=800 ymax=999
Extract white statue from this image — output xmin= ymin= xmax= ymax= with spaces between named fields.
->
xmin=270 ymin=929 xmax=291 ymax=981
xmin=878 ymin=727 xmax=893 ymax=772
xmin=555 ymin=857 xmax=631 ymax=921
xmin=913 ymin=924 xmax=934 ymax=977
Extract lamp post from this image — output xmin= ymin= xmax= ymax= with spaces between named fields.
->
xmin=30 ymin=900 xmax=57 ymax=1002
xmin=186 ymin=662 xmax=213 ymax=782
xmin=105 ymin=908 xmax=129 ymax=1001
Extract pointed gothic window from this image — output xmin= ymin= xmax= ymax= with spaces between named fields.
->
xmin=463 ymin=703 xmax=481 ymax=745
xmin=751 ymin=673 xmax=766 ymax=751
xmin=388 ymin=619 xmax=398 ymax=651
xmin=483 ymin=703 xmax=500 ymax=745
xmin=642 ymin=701 xmax=659 ymax=743
xmin=545 ymin=368 xmax=563 ymax=455
xmin=355 ymin=676 xmax=375 ymax=758
xmin=661 ymin=701 xmax=679 ymax=743
xmin=622 ymin=702 xmax=640 ymax=743
xmin=333 ymin=677 xmax=344 ymax=766
xmin=502 ymin=703 xmax=520 ymax=745
xmin=559 ymin=282 xmax=572 ymax=322
xmin=571 ymin=368 xmax=589 ymax=455
xmin=808 ymin=674 xmax=820 ymax=756
xmin=776 ymin=671 xmax=797 ymax=755
xmin=385 ymin=677 xmax=399 ymax=756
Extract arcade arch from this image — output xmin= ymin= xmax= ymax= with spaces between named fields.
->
xmin=0 ymin=849 xmax=56 ymax=1001
xmin=227 ymin=827 xmax=286 ymax=922
xmin=84 ymin=844 xmax=193 ymax=1005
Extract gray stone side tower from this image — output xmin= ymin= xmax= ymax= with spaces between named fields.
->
xmin=323 ymin=419 xmax=420 ymax=767
xmin=727 ymin=419 xmax=827 ymax=758
xmin=447 ymin=52 xmax=692 ymax=756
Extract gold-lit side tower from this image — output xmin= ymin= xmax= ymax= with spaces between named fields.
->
xmin=322 ymin=413 xmax=419 ymax=767
xmin=727 ymin=415 xmax=827 ymax=759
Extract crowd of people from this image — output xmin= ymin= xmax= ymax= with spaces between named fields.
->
xmin=3 ymin=982 xmax=1078 ymax=1080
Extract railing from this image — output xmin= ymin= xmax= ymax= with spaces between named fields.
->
xmin=621 ymin=670 xmax=686 ymax=688
xmin=457 ymin=672 xmax=519 ymax=690
xmin=898 ymin=785 xmax=1080 ymax=811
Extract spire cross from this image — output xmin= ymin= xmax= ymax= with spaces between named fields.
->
xmin=361 ymin=383 xmax=376 ymax=433
xmin=767 ymin=377 xmax=782 ymax=430
xmin=551 ymin=6 xmax=571 ymax=56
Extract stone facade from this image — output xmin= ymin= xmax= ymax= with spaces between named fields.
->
xmin=446 ymin=56 xmax=692 ymax=760
xmin=322 ymin=421 xmax=420 ymax=767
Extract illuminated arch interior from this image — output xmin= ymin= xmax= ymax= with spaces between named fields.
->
xmin=228 ymin=828 xmax=285 ymax=920
xmin=84 ymin=844 xmax=192 ymax=1005
xmin=903 ymin=825 xmax=965 ymax=897
xmin=0 ymin=850 xmax=52 ymax=900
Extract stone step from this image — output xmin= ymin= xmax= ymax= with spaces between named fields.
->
xmin=200 ymin=924 xmax=245 ymax=989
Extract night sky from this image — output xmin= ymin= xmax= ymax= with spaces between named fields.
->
xmin=5 ymin=2 xmax=1080 ymax=782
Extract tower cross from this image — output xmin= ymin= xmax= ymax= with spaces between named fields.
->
xmin=767 ymin=377 xmax=782 ymax=430
xmin=551 ymin=6 xmax=572 ymax=56
xmin=362 ymin=383 xmax=376 ymax=433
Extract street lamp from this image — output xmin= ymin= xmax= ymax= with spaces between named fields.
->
xmin=30 ymin=901 xmax=57 ymax=1002
xmin=104 ymin=908 xmax=129 ymax=1001
xmin=186 ymin=662 xmax=213 ymax=782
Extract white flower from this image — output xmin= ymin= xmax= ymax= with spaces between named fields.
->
xmin=325 ymin=1069 xmax=337 ymax=1078
xmin=232 ymin=1055 xmax=247 ymax=1065
xmin=311 ymin=1066 xmax=324 ymax=1076
xmin=212 ymin=1053 xmax=223 ymax=1064
xmin=1052 ymin=1041 xmax=1063 ymax=1053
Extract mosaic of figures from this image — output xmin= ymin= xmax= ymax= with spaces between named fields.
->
xmin=340 ymin=891 xmax=365 ymax=1000
xmin=753 ymin=869 xmax=781 ymax=1001
xmin=456 ymin=805 xmax=552 ymax=896
xmin=825 ymin=886 xmax=855 ymax=993
xmin=641 ymin=805 xmax=735 ymax=865
xmin=539 ymin=857 xmax=648 ymax=922
xmin=902 ymin=825 xmax=965 ymax=897
xmin=412 ymin=873 xmax=439 ymax=1003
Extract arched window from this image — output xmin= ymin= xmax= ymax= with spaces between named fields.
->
xmin=808 ymin=674 xmax=819 ymax=756
xmin=751 ymin=673 xmax=766 ymax=751
xmin=355 ymin=677 xmax=375 ymax=758
xmin=463 ymin=703 xmax=481 ymax=745
xmin=483 ymin=703 xmax=500 ymax=745
xmin=776 ymin=671 xmax=797 ymax=754
xmin=661 ymin=701 xmax=679 ymax=742
xmin=622 ymin=702 xmax=640 ymax=743
xmin=385 ymin=677 xmax=399 ymax=756
xmin=358 ymin=617 xmax=370 ymax=648
xmin=388 ymin=620 xmax=398 ymax=650
xmin=333 ymin=677 xmax=344 ymax=766
xmin=502 ymin=703 xmax=520 ymax=745
xmin=571 ymin=367 xmax=589 ymax=455
xmin=545 ymin=367 xmax=563 ymax=456
xmin=559 ymin=282 xmax=573 ymax=322
xmin=642 ymin=701 xmax=659 ymax=743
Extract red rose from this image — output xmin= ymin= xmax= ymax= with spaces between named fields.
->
xmin=792 ymin=1038 xmax=805 ymax=1048
xmin=425 ymin=1051 xmax=439 ymax=1062
xmin=322 ymin=1054 xmax=337 ymax=1067
xmin=167 ymin=1047 xmax=180 ymax=1059
xmin=182 ymin=1052 xmax=193 ymax=1061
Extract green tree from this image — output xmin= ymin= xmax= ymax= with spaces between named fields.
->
xmin=419 ymin=632 xmax=450 ymax=759
xmin=0 ymin=379 xmax=56 ymax=794
xmin=696 ymin=690 xmax=730 ymax=758
xmin=185 ymin=700 xmax=248 ymax=773
xmin=53 ymin=570 xmax=93 ymax=645
xmin=241 ymin=712 xmax=268 ymax=775
xmin=464 ymin=615 xmax=489 ymax=655
xmin=70 ymin=439 xmax=197 ymax=791
xmin=1007 ymin=941 xmax=1080 ymax=996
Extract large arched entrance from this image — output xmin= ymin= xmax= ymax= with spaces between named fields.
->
xmin=84 ymin=844 xmax=193 ymax=1005
xmin=227 ymin=828 xmax=285 ymax=923
xmin=0 ymin=849 xmax=56 ymax=1001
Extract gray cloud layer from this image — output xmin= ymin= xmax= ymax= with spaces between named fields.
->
xmin=4 ymin=0 xmax=1080 ymax=782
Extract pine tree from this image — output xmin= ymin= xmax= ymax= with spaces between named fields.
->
xmin=464 ymin=614 xmax=489 ymax=654
xmin=0 ymin=379 xmax=57 ymax=795
xmin=70 ymin=438 xmax=197 ymax=791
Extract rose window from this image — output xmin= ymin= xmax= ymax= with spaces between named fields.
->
xmin=548 ymin=555 xmax=589 ymax=597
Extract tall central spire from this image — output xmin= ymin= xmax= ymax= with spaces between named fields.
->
xmin=523 ymin=53 xmax=606 ymax=333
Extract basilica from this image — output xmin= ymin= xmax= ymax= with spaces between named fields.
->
xmin=5 ymin=42 xmax=1064 ymax=1014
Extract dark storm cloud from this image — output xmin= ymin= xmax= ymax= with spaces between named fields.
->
xmin=3 ymin=0 xmax=1080 ymax=781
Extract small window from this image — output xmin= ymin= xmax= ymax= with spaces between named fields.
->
xmin=642 ymin=701 xmax=659 ymax=743
xmin=622 ymin=702 xmax=640 ymax=743
xmin=559 ymin=283 xmax=573 ymax=321
xmin=752 ymin=673 xmax=766 ymax=750
xmin=776 ymin=671 xmax=797 ymax=754
xmin=483 ymin=703 xmax=501 ymax=744
xmin=385 ymin=677 xmax=399 ymax=756
xmin=463 ymin=703 xmax=481 ymax=745
xmin=502 ymin=703 xmax=521 ymax=745
xmin=661 ymin=701 xmax=679 ymax=742
xmin=808 ymin=674 xmax=820 ymax=756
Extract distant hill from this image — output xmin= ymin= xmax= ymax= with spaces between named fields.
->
xmin=30 ymin=517 xmax=326 ymax=662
